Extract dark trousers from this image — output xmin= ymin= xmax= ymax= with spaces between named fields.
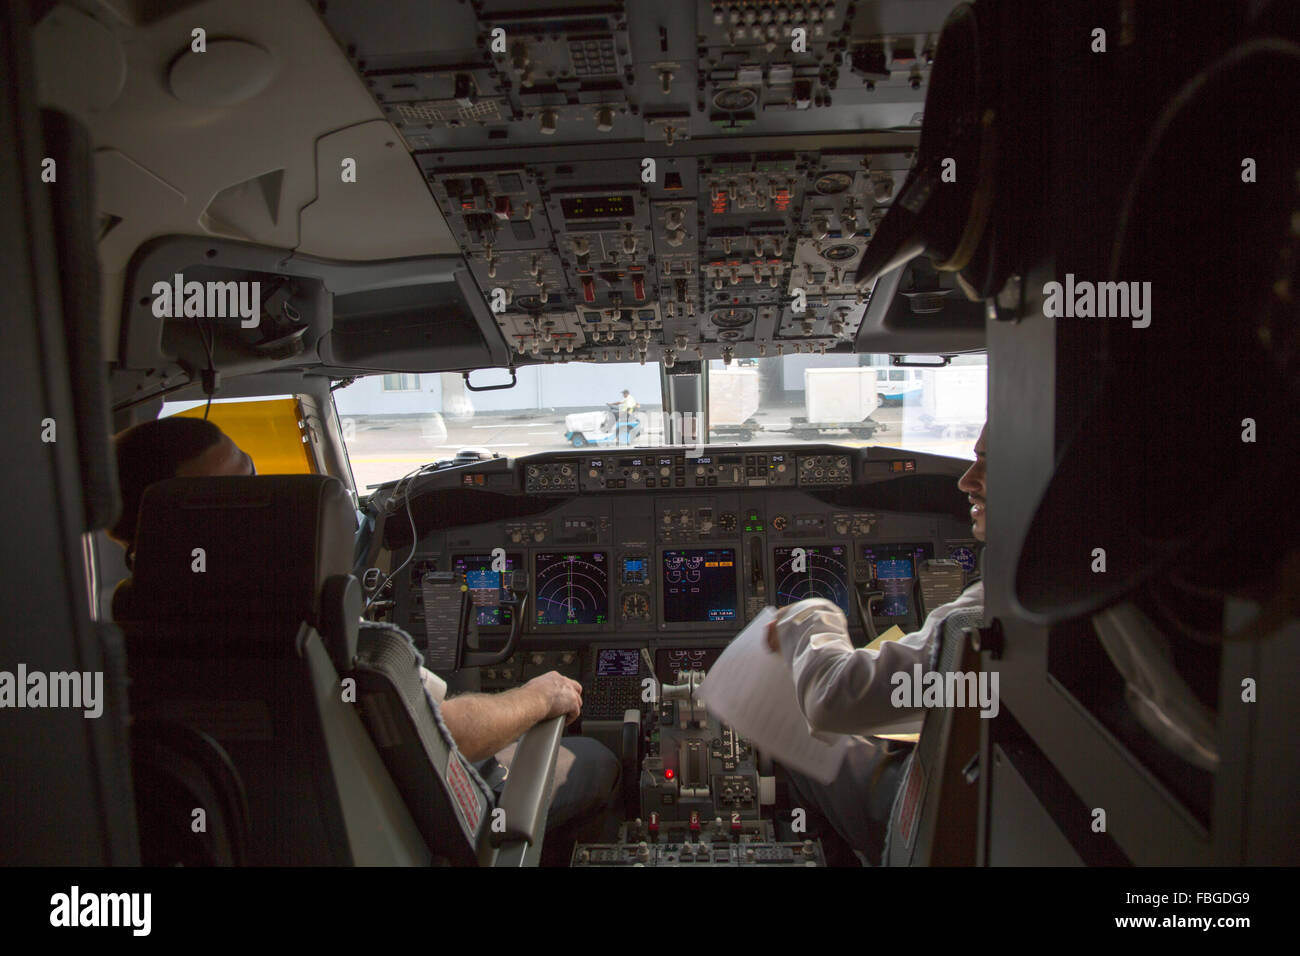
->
xmin=490 ymin=735 xmax=620 ymax=832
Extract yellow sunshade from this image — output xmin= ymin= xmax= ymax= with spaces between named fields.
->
xmin=172 ymin=399 xmax=315 ymax=475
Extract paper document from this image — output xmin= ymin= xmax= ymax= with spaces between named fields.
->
xmin=698 ymin=607 xmax=848 ymax=785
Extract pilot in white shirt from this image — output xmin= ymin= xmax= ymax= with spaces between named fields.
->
xmin=770 ymin=581 xmax=984 ymax=738
xmin=763 ymin=423 xmax=987 ymax=863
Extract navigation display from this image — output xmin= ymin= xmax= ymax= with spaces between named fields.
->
xmin=534 ymin=552 xmax=609 ymax=626
xmin=662 ymin=548 xmax=737 ymax=623
xmin=773 ymin=545 xmax=850 ymax=615
xmin=454 ymin=553 xmax=520 ymax=627
xmin=596 ymin=648 xmax=641 ymax=677
xmin=861 ymin=543 xmax=934 ymax=617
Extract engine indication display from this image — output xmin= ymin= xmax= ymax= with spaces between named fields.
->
xmin=535 ymin=552 xmax=609 ymax=626
xmin=662 ymin=548 xmax=737 ymax=623
xmin=773 ymin=545 xmax=850 ymax=615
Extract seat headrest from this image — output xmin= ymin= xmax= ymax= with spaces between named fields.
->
xmin=114 ymin=476 xmax=356 ymax=633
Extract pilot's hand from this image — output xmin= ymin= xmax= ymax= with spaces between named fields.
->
xmin=765 ymin=599 xmax=846 ymax=653
xmin=524 ymin=670 xmax=584 ymax=725
xmin=766 ymin=615 xmax=781 ymax=652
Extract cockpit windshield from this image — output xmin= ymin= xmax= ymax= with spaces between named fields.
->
xmin=337 ymin=362 xmax=662 ymax=489
xmin=705 ymin=354 xmax=985 ymax=457
xmin=337 ymin=354 xmax=985 ymax=488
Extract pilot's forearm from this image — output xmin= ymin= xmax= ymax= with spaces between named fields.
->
xmin=775 ymin=599 xmax=928 ymax=737
xmin=440 ymin=687 xmax=548 ymax=762
xmin=791 ymin=634 xmax=929 ymax=737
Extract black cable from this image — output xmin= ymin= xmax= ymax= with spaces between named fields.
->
xmin=191 ymin=312 xmax=216 ymax=419
xmin=362 ymin=462 xmax=431 ymax=612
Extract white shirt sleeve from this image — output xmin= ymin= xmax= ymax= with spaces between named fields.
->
xmin=773 ymin=581 xmax=984 ymax=738
xmin=419 ymin=666 xmax=448 ymax=705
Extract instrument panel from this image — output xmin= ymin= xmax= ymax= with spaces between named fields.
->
xmin=391 ymin=446 xmax=978 ymax=651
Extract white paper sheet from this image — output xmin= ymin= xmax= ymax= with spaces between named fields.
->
xmin=697 ymin=607 xmax=848 ymax=785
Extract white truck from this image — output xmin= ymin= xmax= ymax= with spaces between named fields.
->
xmin=919 ymin=365 xmax=987 ymax=437
xmin=708 ymin=366 xmax=762 ymax=441
xmin=789 ymin=366 xmax=881 ymax=441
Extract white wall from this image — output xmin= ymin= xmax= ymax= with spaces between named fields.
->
xmin=332 ymin=373 xmax=443 ymax=416
xmin=331 ymin=363 xmax=662 ymax=417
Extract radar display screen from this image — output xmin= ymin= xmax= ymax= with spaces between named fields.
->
xmin=655 ymin=647 xmax=723 ymax=683
xmin=773 ymin=545 xmax=850 ymax=615
xmin=454 ymin=553 xmax=520 ymax=627
xmin=662 ymin=548 xmax=737 ymax=623
xmin=861 ymin=543 xmax=934 ymax=617
xmin=534 ymin=552 xmax=609 ymax=626
xmin=596 ymin=648 xmax=641 ymax=677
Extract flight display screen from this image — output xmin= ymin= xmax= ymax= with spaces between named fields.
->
xmin=861 ymin=543 xmax=934 ymax=618
xmin=773 ymin=545 xmax=850 ymax=615
xmin=534 ymin=552 xmax=609 ymax=626
xmin=596 ymin=648 xmax=641 ymax=677
xmin=454 ymin=553 xmax=520 ymax=627
xmin=621 ymin=556 xmax=648 ymax=585
xmin=662 ymin=548 xmax=737 ymax=623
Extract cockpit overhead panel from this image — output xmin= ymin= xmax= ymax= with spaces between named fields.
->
xmin=318 ymin=0 xmax=940 ymax=366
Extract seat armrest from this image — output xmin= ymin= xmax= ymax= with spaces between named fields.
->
xmin=490 ymin=716 xmax=565 ymax=848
